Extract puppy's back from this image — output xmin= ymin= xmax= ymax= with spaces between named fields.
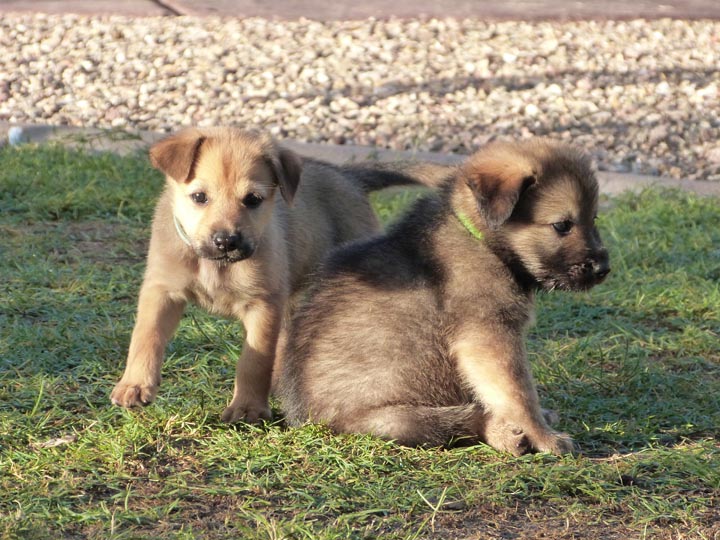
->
xmin=277 ymin=194 xmax=461 ymax=428
xmin=277 ymin=160 xmax=381 ymax=293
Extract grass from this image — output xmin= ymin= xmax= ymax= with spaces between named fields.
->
xmin=1 ymin=143 xmax=718 ymax=539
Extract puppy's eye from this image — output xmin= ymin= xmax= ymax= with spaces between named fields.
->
xmin=191 ymin=192 xmax=208 ymax=205
xmin=552 ymin=220 xmax=574 ymax=235
xmin=243 ymin=193 xmax=264 ymax=208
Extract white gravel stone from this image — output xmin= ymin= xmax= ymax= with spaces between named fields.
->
xmin=0 ymin=14 xmax=719 ymax=180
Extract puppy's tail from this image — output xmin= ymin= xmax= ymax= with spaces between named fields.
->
xmin=340 ymin=161 xmax=456 ymax=192
xmin=336 ymin=403 xmax=487 ymax=447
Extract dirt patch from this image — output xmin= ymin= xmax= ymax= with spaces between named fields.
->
xmin=21 ymin=219 xmax=150 ymax=265
xmin=65 ymin=220 xmax=148 ymax=264
xmin=425 ymin=501 xmax=719 ymax=540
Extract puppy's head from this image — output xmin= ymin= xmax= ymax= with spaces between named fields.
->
xmin=150 ymin=127 xmax=302 ymax=263
xmin=460 ymin=139 xmax=610 ymax=291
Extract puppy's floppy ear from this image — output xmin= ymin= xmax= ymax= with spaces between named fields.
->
xmin=463 ymin=147 xmax=537 ymax=229
xmin=265 ymin=145 xmax=303 ymax=205
xmin=149 ymin=128 xmax=205 ymax=182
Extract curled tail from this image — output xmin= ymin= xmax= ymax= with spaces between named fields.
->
xmin=339 ymin=161 xmax=456 ymax=192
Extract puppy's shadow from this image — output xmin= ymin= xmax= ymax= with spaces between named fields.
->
xmin=532 ymin=292 xmax=719 ymax=458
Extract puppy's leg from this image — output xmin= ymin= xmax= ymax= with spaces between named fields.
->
xmin=221 ymin=299 xmax=281 ymax=423
xmin=269 ymin=324 xmax=288 ymax=395
xmin=111 ymin=285 xmax=186 ymax=407
xmin=453 ymin=328 xmax=575 ymax=456
xmin=339 ymin=404 xmax=487 ymax=447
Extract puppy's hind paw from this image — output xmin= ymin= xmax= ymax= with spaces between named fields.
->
xmin=534 ymin=430 xmax=576 ymax=455
xmin=485 ymin=424 xmax=533 ymax=457
xmin=484 ymin=419 xmax=576 ymax=456
xmin=111 ymin=381 xmax=158 ymax=408
xmin=221 ymin=399 xmax=272 ymax=424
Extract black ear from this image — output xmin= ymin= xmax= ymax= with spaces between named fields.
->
xmin=149 ymin=128 xmax=205 ymax=182
xmin=267 ymin=146 xmax=303 ymax=204
xmin=462 ymin=146 xmax=537 ymax=229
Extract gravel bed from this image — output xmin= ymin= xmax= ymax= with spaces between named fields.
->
xmin=1 ymin=14 xmax=719 ymax=180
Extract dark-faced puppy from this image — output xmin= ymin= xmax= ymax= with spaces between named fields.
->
xmin=277 ymin=139 xmax=609 ymax=455
xmin=110 ymin=127 xmax=449 ymax=423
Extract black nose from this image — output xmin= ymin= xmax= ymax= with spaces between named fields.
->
xmin=593 ymin=259 xmax=611 ymax=280
xmin=213 ymin=231 xmax=241 ymax=251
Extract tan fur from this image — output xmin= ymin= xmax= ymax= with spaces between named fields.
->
xmin=277 ymin=138 xmax=610 ymax=455
xmin=110 ymin=126 xmax=439 ymax=422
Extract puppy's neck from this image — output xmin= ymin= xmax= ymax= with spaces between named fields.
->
xmin=173 ymin=214 xmax=194 ymax=248
xmin=445 ymin=181 xmax=539 ymax=295
xmin=447 ymin=182 xmax=486 ymax=237
xmin=453 ymin=209 xmax=484 ymax=242
xmin=493 ymin=245 xmax=541 ymax=294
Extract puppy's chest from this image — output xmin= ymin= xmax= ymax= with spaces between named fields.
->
xmin=187 ymin=263 xmax=266 ymax=318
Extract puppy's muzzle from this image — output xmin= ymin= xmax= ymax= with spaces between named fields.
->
xmin=206 ymin=230 xmax=255 ymax=262
xmin=562 ymin=250 xmax=610 ymax=291
xmin=591 ymin=259 xmax=611 ymax=282
xmin=581 ymin=251 xmax=611 ymax=285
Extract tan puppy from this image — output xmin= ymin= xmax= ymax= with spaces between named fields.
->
xmin=278 ymin=139 xmax=610 ymax=455
xmin=110 ymin=127 xmax=449 ymax=423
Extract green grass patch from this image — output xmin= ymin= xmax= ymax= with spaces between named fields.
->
xmin=1 ymin=144 xmax=718 ymax=539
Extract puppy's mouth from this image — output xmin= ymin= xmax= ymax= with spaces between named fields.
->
xmin=537 ymin=261 xmax=610 ymax=292
xmin=198 ymin=244 xmax=256 ymax=264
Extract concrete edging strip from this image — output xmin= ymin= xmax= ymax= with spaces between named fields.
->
xmin=1 ymin=122 xmax=718 ymax=198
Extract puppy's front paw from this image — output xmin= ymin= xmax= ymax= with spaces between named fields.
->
xmin=221 ymin=399 xmax=272 ymax=424
xmin=111 ymin=380 xmax=158 ymax=408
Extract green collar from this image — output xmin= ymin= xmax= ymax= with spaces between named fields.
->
xmin=454 ymin=210 xmax=484 ymax=241
xmin=173 ymin=214 xmax=193 ymax=247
